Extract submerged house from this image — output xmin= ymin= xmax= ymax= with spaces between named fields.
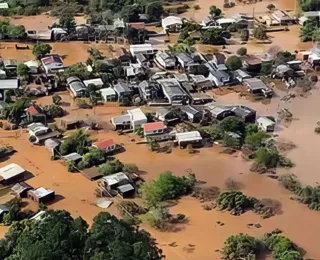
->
xmin=272 ymin=10 xmax=296 ymax=25
xmin=241 ymin=55 xmax=262 ymax=72
xmin=230 ymin=105 xmax=256 ymax=123
xmin=11 ymin=182 xmax=33 ymax=198
xmin=155 ymin=107 xmax=182 ymax=123
xmin=257 ymin=116 xmax=276 ymax=132
xmin=102 ymin=172 xmax=135 ymax=198
xmin=157 ymin=78 xmax=189 ymax=105
xmin=208 ymin=70 xmax=231 ymax=87
xmin=93 ymin=139 xmax=117 ymax=153
xmin=176 ymin=131 xmax=203 ymax=148
xmin=41 ymin=55 xmax=64 ymax=74
xmin=111 ymin=108 xmax=147 ymax=131
xmin=0 ymin=163 xmax=25 ymax=186
xmin=143 ymin=121 xmax=166 ymax=136
xmin=243 ymin=78 xmax=273 ymax=98
xmin=113 ymin=82 xmax=133 ymax=101
xmin=176 ymin=53 xmax=199 ymax=71
xmin=204 ymin=104 xmax=234 ymax=120
xmin=162 ymin=16 xmax=183 ymax=33
xmin=67 ymin=76 xmax=87 ymax=97
xmin=28 ymin=187 xmax=55 ymax=203
xmin=155 ymin=51 xmax=176 ymax=69
xmin=129 ymin=44 xmax=155 ymax=57
xmin=99 ymin=88 xmax=117 ymax=102
xmin=180 ymin=105 xmax=202 ymax=123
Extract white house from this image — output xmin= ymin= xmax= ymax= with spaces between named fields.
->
xmin=67 ymin=76 xmax=87 ymax=97
xmin=111 ymin=108 xmax=147 ymax=131
xmin=99 ymin=88 xmax=116 ymax=102
xmin=129 ymin=44 xmax=155 ymax=57
xmin=83 ymin=78 xmax=104 ymax=88
xmin=162 ymin=16 xmax=182 ymax=33
xmin=24 ymin=60 xmax=39 ymax=74
xmin=27 ymin=123 xmax=49 ymax=137
xmin=176 ymin=131 xmax=202 ymax=147
xmin=257 ymin=116 xmax=276 ymax=132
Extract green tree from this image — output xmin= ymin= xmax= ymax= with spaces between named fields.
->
xmin=98 ymin=159 xmax=124 ymax=175
xmin=59 ymin=129 xmax=91 ymax=155
xmin=301 ymin=0 xmax=320 ymax=11
xmin=236 ymin=47 xmax=247 ymax=56
xmin=226 ymin=55 xmax=242 ymax=70
xmin=265 ymin=235 xmax=301 ymax=259
xmin=216 ymin=191 xmax=256 ymax=214
xmin=201 ymin=28 xmax=226 ymax=45
xmin=255 ymin=147 xmax=280 ymax=169
xmin=260 ymin=61 xmax=273 ymax=75
xmin=209 ymin=5 xmax=222 ymax=17
xmin=52 ymin=94 xmax=62 ymax=105
xmin=120 ymin=5 xmax=141 ymax=22
xmin=32 ymin=42 xmax=52 ymax=60
xmin=123 ymin=163 xmax=139 ymax=173
xmin=59 ymin=12 xmax=76 ymax=33
xmin=222 ymin=234 xmax=261 ymax=260
xmin=253 ymin=25 xmax=268 ymax=40
xmin=245 ymin=124 xmax=258 ymax=136
xmin=145 ymin=1 xmax=164 ymax=21
xmin=17 ymin=64 xmax=29 ymax=77
xmin=220 ymin=116 xmax=246 ymax=135
xmin=245 ymin=131 xmax=269 ymax=150
xmin=278 ymin=174 xmax=302 ymax=193
xmin=3 ymin=98 xmax=31 ymax=124
xmin=43 ymin=104 xmax=64 ymax=118
xmin=80 ymin=147 xmax=107 ymax=168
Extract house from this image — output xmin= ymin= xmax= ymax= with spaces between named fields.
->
xmin=135 ymin=53 xmax=150 ymax=68
xmin=155 ymin=51 xmax=176 ymax=69
xmin=28 ymin=187 xmax=55 ymax=203
xmin=27 ymin=122 xmax=60 ymax=144
xmin=24 ymin=60 xmax=39 ymax=74
xmin=180 ymin=105 xmax=202 ymax=123
xmin=138 ymin=80 xmax=163 ymax=101
xmin=0 ymin=205 xmax=9 ymax=222
xmin=41 ymin=55 xmax=64 ymax=74
xmin=190 ymin=93 xmax=214 ymax=105
xmin=0 ymin=3 xmax=9 ymax=9
xmin=204 ymin=104 xmax=234 ymax=120
xmin=113 ymin=81 xmax=133 ymax=101
xmin=62 ymin=152 xmax=82 ymax=163
xmin=272 ymin=10 xmax=296 ymax=25
xmin=273 ymin=64 xmax=294 ymax=78
xmin=234 ymin=69 xmax=251 ymax=83
xmin=157 ymin=78 xmax=189 ymax=105
xmin=3 ymin=59 xmax=17 ymax=72
xmin=257 ymin=116 xmax=276 ymax=132
xmin=162 ymin=16 xmax=182 ymax=33
xmin=102 ymin=172 xmax=135 ymax=198
xmin=25 ymin=106 xmax=46 ymax=124
xmin=241 ymin=55 xmax=262 ymax=72
xmin=155 ymin=107 xmax=182 ymax=123
xmin=230 ymin=105 xmax=256 ymax=123
xmin=0 ymin=163 xmax=25 ymax=186
xmin=190 ymin=75 xmax=213 ymax=90
xmin=67 ymin=76 xmax=87 ymax=97
xmin=99 ymin=88 xmax=117 ymax=102
xmin=128 ymin=22 xmax=145 ymax=30
xmin=129 ymin=44 xmax=155 ymax=57
xmin=111 ymin=108 xmax=147 ymax=131
xmin=83 ymin=78 xmax=104 ymax=89
xmin=125 ymin=63 xmax=145 ymax=79
xmin=11 ymin=182 xmax=33 ymax=198
xmin=243 ymin=78 xmax=273 ymax=98
xmin=174 ymin=73 xmax=189 ymax=83
xmin=217 ymin=18 xmax=235 ymax=28
xmin=208 ymin=70 xmax=231 ymax=87
xmin=93 ymin=139 xmax=117 ymax=153
xmin=0 ymin=79 xmax=19 ymax=101
xmin=44 ymin=138 xmax=60 ymax=158
xmin=143 ymin=121 xmax=166 ymax=136
xmin=82 ymin=168 xmax=102 ymax=181
xmin=176 ymin=131 xmax=202 ymax=148
xmin=176 ymin=53 xmax=197 ymax=70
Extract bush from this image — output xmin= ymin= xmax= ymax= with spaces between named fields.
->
xmin=222 ymin=234 xmax=261 ymax=260
xmin=123 ymin=163 xmax=138 ymax=173
xmin=278 ymin=174 xmax=301 ymax=193
xmin=298 ymin=186 xmax=320 ymax=210
xmin=265 ymin=235 xmax=300 ymax=259
xmin=43 ymin=104 xmax=64 ymax=118
xmin=216 ymin=191 xmax=256 ymax=214
xmin=82 ymin=148 xmax=107 ymax=168
xmin=139 ymin=204 xmax=170 ymax=230
xmin=253 ymin=25 xmax=268 ymax=40
xmin=66 ymin=160 xmax=78 ymax=172
xmin=237 ymin=47 xmax=247 ymax=56
xmin=225 ymin=177 xmax=243 ymax=190
xmin=98 ymin=159 xmax=124 ymax=176
xmin=52 ymin=94 xmax=62 ymax=105
xmin=255 ymin=148 xmax=280 ymax=169
xmin=193 ymin=4 xmax=200 ymax=10
xmin=260 ymin=61 xmax=273 ymax=75
xmin=201 ymin=125 xmax=223 ymax=140
xmin=32 ymin=42 xmax=52 ymax=60
xmin=23 ymin=6 xmax=40 ymax=15
xmin=267 ymin=3 xmax=276 ymax=10
xmin=17 ymin=64 xmax=29 ymax=77
xmin=220 ymin=116 xmax=246 ymax=135
xmin=245 ymin=124 xmax=259 ymax=136
xmin=245 ymin=131 xmax=269 ymax=150
xmin=226 ymin=55 xmax=242 ymax=70
xmin=141 ymin=171 xmax=196 ymax=206
xmin=223 ymin=134 xmax=242 ymax=149
xmin=59 ymin=130 xmax=91 ymax=155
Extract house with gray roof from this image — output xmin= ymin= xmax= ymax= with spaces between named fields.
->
xmin=157 ymin=78 xmax=189 ymax=105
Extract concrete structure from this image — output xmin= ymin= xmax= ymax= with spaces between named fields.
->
xmin=162 ymin=16 xmax=182 ymax=33
xmin=28 ymin=187 xmax=55 ymax=203
xmin=257 ymin=116 xmax=276 ymax=132
xmin=157 ymin=78 xmax=189 ymax=105
xmin=41 ymin=55 xmax=64 ymax=74
xmin=0 ymin=79 xmax=19 ymax=101
xmin=143 ymin=121 xmax=166 ymax=136
xmin=0 ymin=163 xmax=25 ymax=185
xmin=83 ymin=78 xmax=104 ymax=88
xmin=102 ymin=172 xmax=134 ymax=198
xmin=111 ymin=108 xmax=147 ymax=131
xmin=243 ymin=78 xmax=273 ymax=98
xmin=112 ymin=82 xmax=133 ymax=101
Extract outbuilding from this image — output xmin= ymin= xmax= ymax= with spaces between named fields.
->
xmin=143 ymin=121 xmax=166 ymax=136
xmin=28 ymin=187 xmax=55 ymax=203
xmin=176 ymin=131 xmax=202 ymax=148
xmin=257 ymin=116 xmax=276 ymax=132
xmin=0 ymin=163 xmax=25 ymax=185
xmin=41 ymin=55 xmax=64 ymax=74
xmin=11 ymin=182 xmax=33 ymax=198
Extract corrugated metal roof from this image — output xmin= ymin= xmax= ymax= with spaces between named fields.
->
xmin=176 ymin=131 xmax=202 ymax=142
xmin=0 ymin=79 xmax=18 ymax=89
xmin=0 ymin=163 xmax=25 ymax=181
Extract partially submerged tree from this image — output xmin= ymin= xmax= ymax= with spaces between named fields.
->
xmin=145 ymin=1 xmax=164 ymax=21
xmin=52 ymin=94 xmax=62 ymax=105
xmin=253 ymin=25 xmax=268 ymax=40
xmin=59 ymin=12 xmax=76 ymax=33
xmin=59 ymin=129 xmax=91 ymax=155
xmin=17 ymin=64 xmax=29 ymax=77
xmin=98 ymin=159 xmax=124 ymax=175
xmin=209 ymin=5 xmax=222 ymax=18
xmin=32 ymin=42 xmax=52 ymax=60
xmin=226 ymin=55 xmax=242 ymax=70
xmin=216 ymin=191 xmax=256 ymax=214
xmin=201 ymin=28 xmax=226 ymax=45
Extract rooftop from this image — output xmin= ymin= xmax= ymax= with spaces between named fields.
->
xmin=0 ymin=163 xmax=25 ymax=181
xmin=176 ymin=131 xmax=202 ymax=142
xmin=62 ymin=152 xmax=82 ymax=162
xmin=128 ymin=22 xmax=145 ymax=29
xmin=0 ymin=79 xmax=19 ymax=90
xmin=83 ymin=78 xmax=104 ymax=87
xmin=0 ymin=205 xmax=9 ymax=214
xmin=127 ymin=108 xmax=147 ymax=122
xmin=93 ymin=139 xmax=116 ymax=149
xmin=41 ymin=55 xmax=63 ymax=65
xmin=11 ymin=182 xmax=32 ymax=195
xmin=243 ymin=78 xmax=268 ymax=90
xmin=157 ymin=78 xmax=186 ymax=97
xmin=103 ymin=172 xmax=130 ymax=186
xmin=29 ymin=187 xmax=54 ymax=199
xmin=162 ymin=16 xmax=182 ymax=28
xmin=27 ymin=106 xmax=40 ymax=116
xmin=181 ymin=105 xmax=201 ymax=115
xmin=143 ymin=121 xmax=166 ymax=132
xmin=118 ymin=183 xmax=134 ymax=193
xmin=242 ymin=55 xmax=262 ymax=66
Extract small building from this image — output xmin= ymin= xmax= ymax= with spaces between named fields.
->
xmin=28 ymin=187 xmax=55 ymax=203
xmin=24 ymin=60 xmax=39 ymax=74
xmin=102 ymin=172 xmax=134 ymax=198
xmin=180 ymin=105 xmax=202 ymax=123
xmin=176 ymin=131 xmax=202 ymax=148
xmin=113 ymin=82 xmax=133 ymax=101
xmin=0 ymin=205 xmax=9 ymax=222
xmin=129 ymin=44 xmax=155 ymax=57
xmin=162 ymin=16 xmax=182 ymax=33
xmin=204 ymin=104 xmax=234 ymax=120
xmin=93 ymin=139 xmax=117 ymax=153
xmin=230 ymin=105 xmax=256 ymax=123
xmin=62 ymin=152 xmax=82 ymax=163
xmin=190 ymin=75 xmax=213 ymax=90
xmin=83 ymin=78 xmax=104 ymax=89
xmin=217 ymin=18 xmax=235 ymax=28
xmin=67 ymin=76 xmax=87 ymax=97
xmin=11 ymin=182 xmax=33 ymax=198
xmin=135 ymin=53 xmax=150 ymax=68
xmin=157 ymin=78 xmax=189 ymax=105
xmin=82 ymin=168 xmax=102 ymax=181
xmin=272 ymin=10 xmax=296 ymax=25
xmin=155 ymin=51 xmax=176 ymax=69
xmin=44 ymin=138 xmax=60 ymax=158
xmin=0 ymin=79 xmax=19 ymax=101
xmin=176 ymin=53 xmax=197 ymax=70
xmin=243 ymin=78 xmax=273 ymax=98
xmin=41 ymin=55 xmax=64 ymax=74
xmin=155 ymin=107 xmax=182 ymax=123
xmin=27 ymin=122 xmax=49 ymax=137
xmin=257 ymin=116 xmax=276 ymax=132
xmin=111 ymin=108 xmax=147 ymax=131
xmin=241 ymin=55 xmax=262 ymax=72
xmin=0 ymin=163 xmax=25 ymax=186
xmin=208 ymin=70 xmax=231 ymax=87
xmin=143 ymin=121 xmax=166 ymax=136
xmin=234 ymin=69 xmax=251 ymax=83
xmin=99 ymin=88 xmax=117 ymax=102
xmin=190 ymin=93 xmax=214 ymax=105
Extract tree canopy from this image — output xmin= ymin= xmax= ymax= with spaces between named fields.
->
xmin=17 ymin=64 xmax=29 ymax=77
xmin=201 ymin=28 xmax=226 ymax=45
xmin=0 ymin=210 xmax=164 ymax=260
xmin=225 ymin=55 xmax=242 ymax=70
xmin=220 ymin=116 xmax=246 ymax=135
xmin=145 ymin=2 xmax=164 ymax=21
xmin=59 ymin=129 xmax=91 ymax=155
xmin=59 ymin=12 xmax=76 ymax=32
xmin=209 ymin=5 xmax=222 ymax=17
xmin=32 ymin=42 xmax=52 ymax=60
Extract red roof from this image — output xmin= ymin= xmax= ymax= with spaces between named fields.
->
xmin=93 ymin=139 xmax=115 ymax=149
xmin=27 ymin=106 xmax=39 ymax=116
xmin=128 ymin=22 xmax=145 ymax=29
xmin=143 ymin=121 xmax=165 ymax=132
xmin=42 ymin=55 xmax=63 ymax=65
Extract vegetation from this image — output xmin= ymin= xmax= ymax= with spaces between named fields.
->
xmin=0 ymin=210 xmax=164 ymax=259
xmin=17 ymin=64 xmax=29 ymax=77
xmin=300 ymin=0 xmax=320 ymax=11
xmin=0 ymin=20 xmax=25 ymax=39
xmin=240 ymin=29 xmax=249 ymax=41
xmin=255 ymin=147 xmax=280 ymax=169
xmin=52 ymin=94 xmax=62 ymax=105
xmin=226 ymin=55 xmax=243 ymax=70
xmin=123 ymin=163 xmax=139 ymax=173
xmin=139 ymin=203 xmax=170 ymax=229
xmin=145 ymin=2 xmax=164 ymax=22
xmin=260 ymin=61 xmax=273 ymax=75
xmin=220 ymin=117 xmax=245 ymax=136
xmin=98 ymin=159 xmax=124 ymax=175
xmin=216 ymin=191 xmax=256 ymax=215
xmin=1 ymin=98 xmax=31 ymax=124
xmin=59 ymin=129 xmax=91 ymax=155
xmin=141 ymin=171 xmax=196 ymax=206
xmin=2 ymin=198 xmax=21 ymax=225
xmin=78 ymin=147 xmax=107 ymax=169
xmin=0 ymin=146 xmax=13 ymax=159
xmin=43 ymin=104 xmax=64 ymax=118
xmin=201 ymin=28 xmax=226 ymax=45
xmin=59 ymin=12 xmax=76 ymax=33
xmin=278 ymin=174 xmax=302 ymax=193
xmin=267 ymin=3 xmax=276 ymax=10
xmin=245 ymin=131 xmax=269 ymax=150
xmin=209 ymin=5 xmax=222 ymax=18
xmin=300 ymin=17 xmax=319 ymax=42
xmin=237 ymin=47 xmax=247 ymax=56
xmin=32 ymin=42 xmax=52 ymax=60
xmin=253 ymin=25 xmax=268 ymax=40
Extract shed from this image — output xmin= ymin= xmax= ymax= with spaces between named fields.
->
xmin=28 ymin=187 xmax=55 ymax=203
xmin=82 ymin=167 xmax=102 ymax=181
xmin=143 ymin=121 xmax=166 ymax=136
xmin=0 ymin=163 xmax=25 ymax=185
xmin=117 ymin=183 xmax=135 ymax=198
xmin=99 ymin=88 xmax=116 ymax=102
xmin=180 ymin=105 xmax=202 ymax=123
xmin=44 ymin=138 xmax=60 ymax=157
xmin=11 ymin=182 xmax=33 ymax=198
xmin=93 ymin=139 xmax=116 ymax=153
xmin=162 ymin=16 xmax=182 ymax=32
xmin=176 ymin=131 xmax=202 ymax=148
xmin=62 ymin=152 xmax=82 ymax=162
xmin=257 ymin=116 xmax=276 ymax=132
xmin=0 ymin=205 xmax=9 ymax=221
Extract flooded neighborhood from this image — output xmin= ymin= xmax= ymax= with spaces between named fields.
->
xmin=0 ymin=0 xmax=319 ymax=259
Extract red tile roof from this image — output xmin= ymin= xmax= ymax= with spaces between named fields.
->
xmin=93 ymin=139 xmax=115 ymax=149
xmin=143 ymin=121 xmax=165 ymax=132
xmin=128 ymin=22 xmax=145 ymax=29
xmin=27 ymin=106 xmax=39 ymax=116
